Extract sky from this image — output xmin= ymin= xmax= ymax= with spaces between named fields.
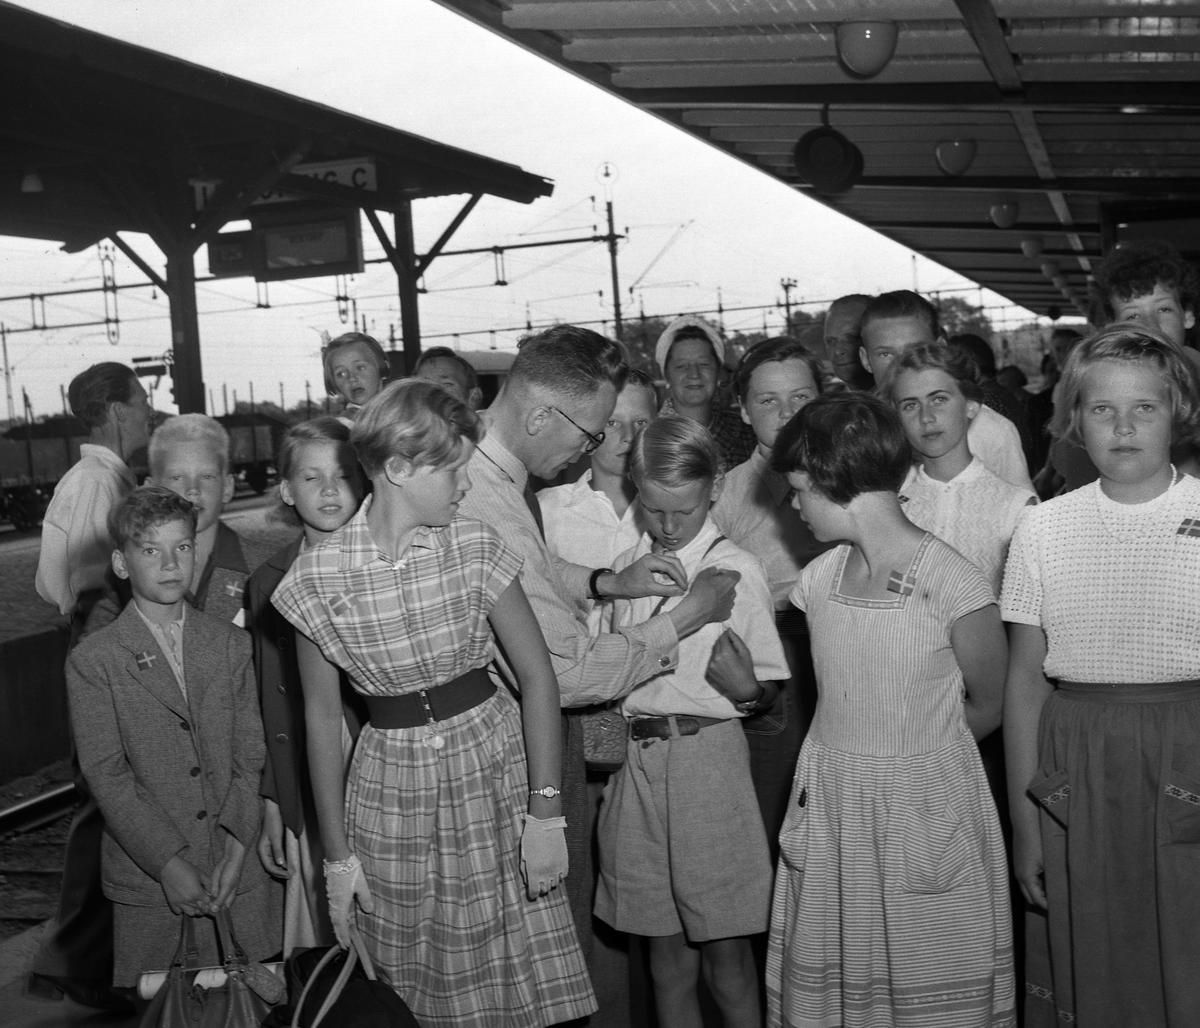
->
xmin=1 ymin=0 xmax=1055 ymax=419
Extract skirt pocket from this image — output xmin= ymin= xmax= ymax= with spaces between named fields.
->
xmin=896 ymin=805 xmax=970 ymax=895
xmin=1028 ymin=768 xmax=1071 ymax=831
xmin=777 ymin=778 xmax=810 ymax=874
xmin=1163 ymin=768 xmax=1200 ymax=844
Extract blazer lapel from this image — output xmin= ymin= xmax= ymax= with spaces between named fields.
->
xmin=115 ymin=604 xmax=189 ymax=720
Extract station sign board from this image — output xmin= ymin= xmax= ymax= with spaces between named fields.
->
xmin=191 ymin=157 xmax=377 ymax=212
xmin=207 ymin=206 xmax=364 ymax=282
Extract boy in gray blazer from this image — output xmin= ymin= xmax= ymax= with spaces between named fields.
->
xmin=66 ymin=486 xmax=280 ymax=988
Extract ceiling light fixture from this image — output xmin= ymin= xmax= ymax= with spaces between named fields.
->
xmin=935 ymin=139 xmax=977 ymax=177
xmin=20 ymin=170 xmax=44 ymax=194
xmin=836 ymin=21 xmax=899 ymax=79
xmin=989 ymin=201 xmax=1019 ymax=229
xmin=1020 ymin=236 xmax=1044 ymax=258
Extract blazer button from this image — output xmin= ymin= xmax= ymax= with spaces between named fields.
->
xmin=275 ymin=733 xmax=288 ymax=743
xmin=190 ymin=767 xmax=201 ymax=777
xmin=196 ymin=810 xmax=207 ymax=820
xmin=658 ymin=655 xmax=670 ymax=668
xmin=179 ymin=721 xmax=189 ymax=731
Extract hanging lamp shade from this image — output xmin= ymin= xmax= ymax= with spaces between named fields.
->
xmin=935 ymin=139 xmax=977 ymax=177
xmin=1021 ymin=236 xmax=1044 ymax=258
xmin=793 ymin=127 xmax=864 ymax=193
xmin=990 ymin=201 xmax=1020 ymax=229
xmin=1040 ymin=259 xmax=1061 ymax=279
xmin=836 ymin=21 xmax=899 ymax=78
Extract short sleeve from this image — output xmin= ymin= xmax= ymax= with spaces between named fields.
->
xmin=788 ymin=565 xmax=811 ymax=613
xmin=942 ymin=547 xmax=997 ymax=623
xmin=464 ymin=520 xmax=524 ymax=613
xmin=271 ymin=556 xmax=343 ymax=661
xmin=999 ymin=511 xmax=1044 ymax=626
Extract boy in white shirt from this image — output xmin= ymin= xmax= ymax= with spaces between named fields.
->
xmin=597 ymin=416 xmax=788 ymax=1028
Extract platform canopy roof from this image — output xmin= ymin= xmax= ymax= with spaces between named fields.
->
xmin=0 ymin=0 xmax=552 ymax=255
xmin=436 ymin=0 xmax=1200 ymax=318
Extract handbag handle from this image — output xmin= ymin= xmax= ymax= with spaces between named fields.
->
xmin=213 ymin=908 xmax=248 ymax=970
xmin=290 ymin=927 xmax=376 ymax=1028
xmin=167 ymin=913 xmax=202 ymax=972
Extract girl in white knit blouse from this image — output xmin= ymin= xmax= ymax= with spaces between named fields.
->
xmin=1001 ymin=323 xmax=1200 ymax=1028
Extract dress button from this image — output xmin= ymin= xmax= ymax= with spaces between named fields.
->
xmin=179 ymin=721 xmax=189 ymax=731
xmin=190 ymin=767 xmax=201 ymax=777
xmin=196 ymin=810 xmax=207 ymax=820
xmin=275 ymin=733 xmax=288 ymax=743
xmin=277 ymin=685 xmax=287 ymax=694
xmin=658 ymin=656 xmax=670 ymax=668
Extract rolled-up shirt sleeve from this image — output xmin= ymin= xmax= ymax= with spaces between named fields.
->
xmin=462 ymin=435 xmax=679 ymax=707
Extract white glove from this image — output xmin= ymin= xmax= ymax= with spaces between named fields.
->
xmin=518 ymin=813 xmax=568 ymax=900
xmin=323 ymin=854 xmax=374 ymax=948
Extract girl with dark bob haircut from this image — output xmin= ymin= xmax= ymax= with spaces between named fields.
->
xmin=769 ymin=392 xmax=911 ymax=504
xmin=762 ymin=392 xmax=1014 ymax=1027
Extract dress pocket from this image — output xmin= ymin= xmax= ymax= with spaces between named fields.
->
xmin=777 ymin=778 xmax=810 ymax=874
xmin=1163 ymin=768 xmax=1200 ymax=844
xmin=896 ymin=805 xmax=970 ymax=895
xmin=1027 ymin=768 xmax=1071 ymax=831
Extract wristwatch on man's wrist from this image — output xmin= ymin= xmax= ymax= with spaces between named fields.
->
xmin=588 ymin=567 xmax=613 ymax=602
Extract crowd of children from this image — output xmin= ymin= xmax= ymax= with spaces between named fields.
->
xmin=27 ymin=237 xmax=1200 ymax=1028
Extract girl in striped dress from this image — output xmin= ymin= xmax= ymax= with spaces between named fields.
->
xmin=1002 ymin=324 xmax=1200 ymax=1027
xmin=766 ymin=393 xmax=1015 ymax=1028
xmin=272 ymin=380 xmax=595 ymax=1028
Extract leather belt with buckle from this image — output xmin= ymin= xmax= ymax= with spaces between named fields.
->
xmin=629 ymin=715 xmax=729 ymax=742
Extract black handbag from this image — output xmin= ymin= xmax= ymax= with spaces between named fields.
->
xmin=139 ymin=910 xmax=283 ymax=1028
xmin=276 ymin=927 xmax=420 ymax=1028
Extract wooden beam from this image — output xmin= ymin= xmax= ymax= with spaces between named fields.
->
xmin=612 ymin=60 xmax=992 ymax=91
xmin=563 ymin=27 xmax=979 ymax=64
xmin=627 ymin=81 xmax=1200 ymax=109
xmin=869 ymin=221 xmax=1100 ymax=233
xmin=794 ymin=175 xmax=1200 ymax=195
xmin=953 ymin=0 xmax=1023 ymax=93
xmin=108 ymin=233 xmax=167 ymax=292
xmin=922 ymin=246 xmax=1100 ymax=258
xmin=503 ymin=0 xmax=958 ymax=32
xmin=416 ymin=193 xmax=482 ymax=277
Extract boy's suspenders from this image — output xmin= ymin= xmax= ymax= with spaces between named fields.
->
xmin=649 ymin=536 xmax=728 ymax=618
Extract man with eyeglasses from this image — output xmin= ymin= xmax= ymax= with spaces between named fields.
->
xmin=458 ymin=324 xmax=740 ymax=1019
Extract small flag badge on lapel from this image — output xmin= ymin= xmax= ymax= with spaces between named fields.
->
xmin=887 ymin=570 xmax=917 ymax=597
xmin=328 ymin=592 xmax=359 ymax=618
xmin=225 ymin=579 xmax=245 ymax=599
xmin=1178 ymin=518 xmax=1200 ymax=538
xmin=136 ymin=652 xmax=158 ymax=671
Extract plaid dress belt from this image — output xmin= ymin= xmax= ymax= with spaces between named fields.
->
xmin=365 ymin=667 xmax=495 ymax=729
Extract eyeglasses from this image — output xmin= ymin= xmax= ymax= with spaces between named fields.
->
xmin=548 ymin=406 xmax=605 ymax=454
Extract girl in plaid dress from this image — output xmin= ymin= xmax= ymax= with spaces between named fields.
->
xmin=272 ymin=380 xmax=595 ymax=1028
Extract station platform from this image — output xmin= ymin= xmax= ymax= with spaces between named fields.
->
xmin=0 ymin=925 xmax=137 ymax=1028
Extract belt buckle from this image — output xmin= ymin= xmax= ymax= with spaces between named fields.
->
xmin=417 ymin=689 xmax=444 ymax=750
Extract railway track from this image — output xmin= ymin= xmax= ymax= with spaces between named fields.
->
xmin=0 ymin=769 xmax=75 ymax=944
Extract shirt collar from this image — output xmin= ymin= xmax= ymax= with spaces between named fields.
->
xmin=79 ymin=443 xmax=135 ymax=481
xmin=745 ymin=448 xmax=791 ymax=508
xmin=133 ymin=601 xmax=186 ymax=635
xmin=672 ymin=517 xmax=723 ymax=566
xmin=337 ymin=494 xmax=443 ymax=571
xmin=911 ymin=456 xmax=985 ymax=488
xmin=476 ymin=414 xmax=529 ymax=491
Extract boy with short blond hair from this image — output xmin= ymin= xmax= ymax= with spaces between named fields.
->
xmin=149 ymin=414 xmax=274 ymax=623
xmin=66 ymin=486 xmax=278 ymax=988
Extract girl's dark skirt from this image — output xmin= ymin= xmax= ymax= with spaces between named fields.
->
xmin=1031 ymin=680 xmax=1200 ymax=1028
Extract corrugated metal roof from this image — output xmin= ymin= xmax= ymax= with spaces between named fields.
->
xmin=436 ymin=0 xmax=1200 ymax=316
